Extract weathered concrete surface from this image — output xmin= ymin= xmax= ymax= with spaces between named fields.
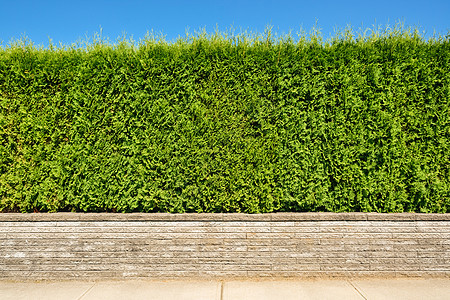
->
xmin=1 ymin=279 xmax=450 ymax=300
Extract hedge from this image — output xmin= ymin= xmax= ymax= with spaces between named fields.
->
xmin=1 ymin=27 xmax=449 ymax=213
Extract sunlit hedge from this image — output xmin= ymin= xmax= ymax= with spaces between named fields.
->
xmin=1 ymin=27 xmax=449 ymax=212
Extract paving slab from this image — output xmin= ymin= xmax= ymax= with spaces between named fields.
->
xmin=0 ymin=281 xmax=95 ymax=300
xmin=81 ymin=280 xmax=221 ymax=300
xmin=0 ymin=278 xmax=449 ymax=300
xmin=352 ymin=278 xmax=450 ymax=300
xmin=222 ymin=279 xmax=363 ymax=300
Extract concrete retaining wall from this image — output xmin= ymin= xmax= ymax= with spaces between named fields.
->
xmin=1 ymin=213 xmax=449 ymax=279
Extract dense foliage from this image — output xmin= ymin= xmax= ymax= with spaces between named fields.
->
xmin=1 ymin=27 xmax=449 ymax=213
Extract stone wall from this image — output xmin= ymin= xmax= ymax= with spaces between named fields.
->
xmin=1 ymin=213 xmax=449 ymax=279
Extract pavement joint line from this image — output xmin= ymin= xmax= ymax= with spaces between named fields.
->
xmin=77 ymin=281 xmax=96 ymax=300
xmin=347 ymin=280 xmax=367 ymax=300
xmin=220 ymin=280 xmax=224 ymax=300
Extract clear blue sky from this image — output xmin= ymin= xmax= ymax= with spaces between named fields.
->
xmin=1 ymin=0 xmax=449 ymax=47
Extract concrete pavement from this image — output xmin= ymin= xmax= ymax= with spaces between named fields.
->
xmin=0 ymin=278 xmax=449 ymax=300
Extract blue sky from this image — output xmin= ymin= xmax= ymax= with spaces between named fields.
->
xmin=1 ymin=0 xmax=449 ymax=47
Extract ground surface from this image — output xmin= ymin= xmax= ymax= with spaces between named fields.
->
xmin=0 ymin=278 xmax=449 ymax=300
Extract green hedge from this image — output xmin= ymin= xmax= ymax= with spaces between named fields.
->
xmin=1 ymin=28 xmax=449 ymax=213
